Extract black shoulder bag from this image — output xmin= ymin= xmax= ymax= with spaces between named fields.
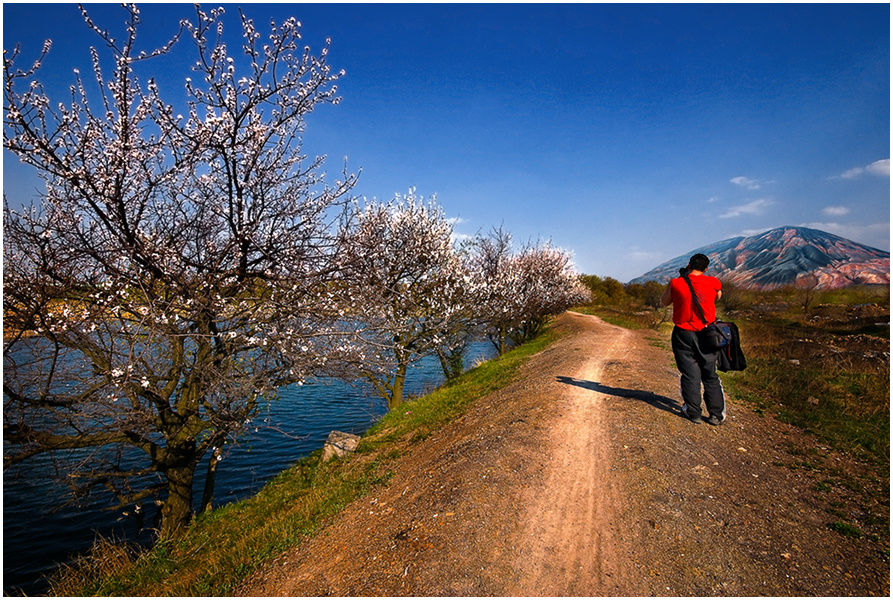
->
xmin=681 ymin=272 xmax=732 ymax=353
xmin=681 ymin=273 xmax=746 ymax=371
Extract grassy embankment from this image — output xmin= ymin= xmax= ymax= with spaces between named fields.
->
xmin=580 ymin=282 xmax=890 ymax=545
xmin=48 ymin=329 xmax=559 ymax=596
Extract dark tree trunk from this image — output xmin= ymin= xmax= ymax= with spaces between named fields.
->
xmin=159 ymin=458 xmax=197 ymax=539
xmin=199 ymin=451 xmax=220 ymax=515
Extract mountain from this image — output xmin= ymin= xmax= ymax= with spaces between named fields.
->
xmin=629 ymin=226 xmax=890 ymax=290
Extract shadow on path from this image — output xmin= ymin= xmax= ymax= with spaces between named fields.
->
xmin=556 ymin=376 xmax=680 ymax=417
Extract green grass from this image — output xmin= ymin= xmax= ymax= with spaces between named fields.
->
xmin=719 ymin=320 xmax=890 ymax=466
xmin=49 ymin=328 xmax=560 ymax=597
xmin=362 ymin=335 xmax=555 ymax=449
xmin=722 ymin=369 xmax=888 ymax=465
xmin=573 ymin=305 xmax=673 ymax=332
xmin=828 ymin=521 xmax=864 ymax=539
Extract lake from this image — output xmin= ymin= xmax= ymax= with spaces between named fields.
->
xmin=3 ymin=342 xmax=496 ymax=595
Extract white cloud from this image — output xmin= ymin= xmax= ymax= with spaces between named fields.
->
xmin=738 ymin=227 xmax=778 ymax=237
xmin=447 ymin=216 xmax=472 ymax=244
xmin=720 ymin=198 xmax=773 ymax=219
xmin=706 ymin=196 xmax=719 ymax=203
xmin=835 ymin=158 xmax=890 ymax=179
xmin=822 ymin=206 xmax=850 ymax=217
xmin=628 ymin=248 xmax=663 ymax=262
xmin=866 ymin=159 xmax=890 ymax=177
xmin=450 ymin=231 xmax=473 ymax=244
xmin=730 ymin=176 xmax=761 ymax=190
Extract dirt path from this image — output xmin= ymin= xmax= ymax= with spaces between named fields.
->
xmin=237 ymin=312 xmax=888 ymax=596
xmin=507 ymin=322 xmax=636 ymax=596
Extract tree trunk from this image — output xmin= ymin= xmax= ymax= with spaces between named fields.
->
xmin=388 ymin=363 xmax=407 ymax=411
xmin=199 ymin=450 xmax=220 ymax=515
xmin=498 ymin=325 xmax=508 ymax=355
xmin=437 ymin=347 xmax=465 ymax=381
xmin=489 ymin=326 xmax=509 ymax=356
xmin=160 ymin=462 xmax=196 ymax=539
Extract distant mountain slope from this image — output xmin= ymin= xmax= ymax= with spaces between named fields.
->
xmin=629 ymin=226 xmax=890 ymax=290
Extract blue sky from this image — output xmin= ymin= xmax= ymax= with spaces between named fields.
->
xmin=3 ymin=3 xmax=890 ymax=282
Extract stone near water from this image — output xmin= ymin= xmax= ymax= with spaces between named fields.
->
xmin=322 ymin=431 xmax=361 ymax=461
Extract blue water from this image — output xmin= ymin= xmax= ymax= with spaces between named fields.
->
xmin=3 ymin=343 xmax=495 ymax=595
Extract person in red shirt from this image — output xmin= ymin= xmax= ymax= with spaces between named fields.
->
xmin=660 ymin=253 xmax=726 ymax=425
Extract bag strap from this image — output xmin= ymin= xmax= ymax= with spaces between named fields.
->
xmin=681 ymin=271 xmax=711 ymax=326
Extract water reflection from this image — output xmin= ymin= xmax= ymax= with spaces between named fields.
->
xmin=3 ymin=343 xmax=495 ymax=595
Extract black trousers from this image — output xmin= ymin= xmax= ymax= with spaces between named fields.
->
xmin=671 ymin=327 xmax=726 ymax=420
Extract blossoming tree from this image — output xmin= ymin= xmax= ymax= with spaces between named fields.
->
xmin=465 ymin=226 xmax=518 ymax=354
xmin=3 ymin=5 xmax=358 ymax=538
xmin=509 ymin=243 xmax=593 ymax=342
xmin=468 ymin=229 xmax=591 ymax=353
xmin=337 ymin=191 xmax=473 ymax=410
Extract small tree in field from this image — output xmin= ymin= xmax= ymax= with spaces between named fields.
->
xmin=796 ymin=274 xmax=821 ymax=315
xmin=3 ymin=5 xmax=357 ymax=538
xmin=718 ymin=281 xmax=754 ymax=313
xmin=338 ymin=191 xmax=472 ymax=410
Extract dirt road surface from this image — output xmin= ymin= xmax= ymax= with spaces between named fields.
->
xmin=238 ymin=312 xmax=889 ymax=596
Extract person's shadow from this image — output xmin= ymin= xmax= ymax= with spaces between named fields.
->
xmin=556 ymin=375 xmax=681 ymax=417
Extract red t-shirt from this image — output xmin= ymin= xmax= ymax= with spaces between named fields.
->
xmin=669 ymin=274 xmax=722 ymax=331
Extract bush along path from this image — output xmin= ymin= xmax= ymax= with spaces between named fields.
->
xmin=237 ymin=311 xmax=889 ymax=596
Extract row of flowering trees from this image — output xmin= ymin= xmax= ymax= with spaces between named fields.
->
xmin=3 ymin=4 xmax=588 ymax=539
xmin=340 ymin=193 xmax=591 ymax=411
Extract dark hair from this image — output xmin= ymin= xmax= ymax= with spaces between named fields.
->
xmin=687 ymin=253 xmax=709 ymax=272
xmin=680 ymin=253 xmax=710 ymax=276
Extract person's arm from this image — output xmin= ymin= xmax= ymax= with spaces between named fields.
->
xmin=660 ymin=283 xmax=673 ymax=307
